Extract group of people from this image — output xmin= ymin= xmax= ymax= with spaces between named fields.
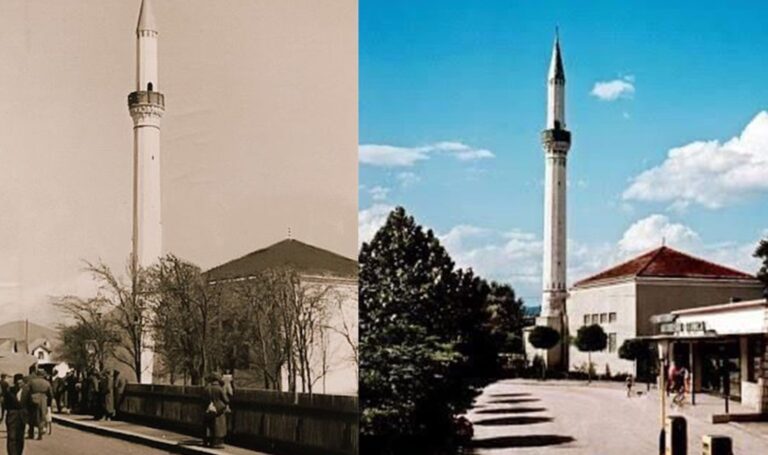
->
xmin=0 ymin=370 xmax=54 ymax=455
xmin=0 ymin=367 xmax=129 ymax=455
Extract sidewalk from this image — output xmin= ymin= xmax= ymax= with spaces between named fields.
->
xmin=52 ymin=414 xmax=271 ymax=455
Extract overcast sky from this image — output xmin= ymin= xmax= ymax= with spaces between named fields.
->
xmin=0 ymin=0 xmax=357 ymax=325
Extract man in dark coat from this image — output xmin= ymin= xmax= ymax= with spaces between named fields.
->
xmin=203 ymin=374 xmax=229 ymax=448
xmin=64 ymin=370 xmax=78 ymax=414
xmin=3 ymin=373 xmax=30 ymax=455
xmin=52 ymin=370 xmax=66 ymax=413
xmin=26 ymin=370 xmax=52 ymax=440
xmin=113 ymin=370 xmax=127 ymax=419
xmin=0 ymin=372 xmax=9 ymax=423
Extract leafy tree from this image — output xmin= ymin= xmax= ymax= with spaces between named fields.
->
xmin=574 ymin=324 xmax=607 ymax=383
xmin=527 ymin=326 xmax=560 ymax=379
xmin=360 ymin=207 xmax=497 ymax=454
xmin=486 ymin=282 xmax=526 ymax=354
xmin=754 ymin=237 xmax=768 ymax=292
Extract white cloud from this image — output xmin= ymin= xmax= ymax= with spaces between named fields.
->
xmin=396 ymin=171 xmax=420 ymax=188
xmin=359 ymin=141 xmax=495 ymax=167
xmin=624 ymin=111 xmax=768 ymax=209
xmin=368 ymin=186 xmax=390 ymax=201
xmin=590 ymin=76 xmax=635 ymax=101
xmin=618 ymin=214 xmax=700 ymax=253
xmin=358 ymin=204 xmax=394 ymax=246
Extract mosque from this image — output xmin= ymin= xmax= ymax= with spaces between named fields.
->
xmin=523 ymin=33 xmax=766 ymax=414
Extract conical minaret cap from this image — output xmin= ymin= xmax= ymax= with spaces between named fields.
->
xmin=137 ymin=0 xmax=157 ymax=32
xmin=548 ymin=31 xmax=565 ymax=82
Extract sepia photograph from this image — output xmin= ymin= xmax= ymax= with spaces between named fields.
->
xmin=359 ymin=1 xmax=768 ymax=454
xmin=0 ymin=1 xmax=357 ymax=455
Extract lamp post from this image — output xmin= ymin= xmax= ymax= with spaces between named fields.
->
xmin=657 ymin=339 xmax=669 ymax=455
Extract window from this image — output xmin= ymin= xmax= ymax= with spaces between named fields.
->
xmin=583 ymin=315 xmax=589 ymax=325
xmin=609 ymin=312 xmax=617 ymax=323
xmin=591 ymin=314 xmax=599 ymax=324
xmin=600 ymin=313 xmax=607 ymax=323
xmin=608 ymin=333 xmax=617 ymax=353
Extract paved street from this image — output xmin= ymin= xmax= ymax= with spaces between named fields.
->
xmin=0 ymin=422 xmax=172 ymax=455
xmin=465 ymin=379 xmax=768 ymax=454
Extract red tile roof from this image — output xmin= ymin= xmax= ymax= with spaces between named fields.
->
xmin=573 ymin=246 xmax=756 ymax=288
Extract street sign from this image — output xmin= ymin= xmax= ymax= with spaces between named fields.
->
xmin=651 ymin=314 xmax=676 ymax=324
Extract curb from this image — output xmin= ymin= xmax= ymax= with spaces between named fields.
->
xmin=52 ymin=415 xmax=235 ymax=455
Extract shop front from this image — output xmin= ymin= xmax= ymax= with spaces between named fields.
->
xmin=648 ymin=299 xmax=768 ymax=413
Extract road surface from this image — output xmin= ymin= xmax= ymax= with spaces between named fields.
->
xmin=465 ymin=379 xmax=768 ymax=454
xmin=0 ymin=421 xmax=172 ymax=455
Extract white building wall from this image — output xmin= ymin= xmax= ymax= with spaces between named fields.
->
xmin=568 ymin=280 xmax=637 ymax=376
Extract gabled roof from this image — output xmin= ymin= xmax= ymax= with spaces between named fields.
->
xmin=205 ymin=239 xmax=357 ymax=282
xmin=573 ymin=246 xmax=757 ymax=288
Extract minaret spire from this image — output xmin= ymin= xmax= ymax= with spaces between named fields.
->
xmin=137 ymin=0 xmax=157 ymax=33
xmin=536 ymin=29 xmax=572 ymax=370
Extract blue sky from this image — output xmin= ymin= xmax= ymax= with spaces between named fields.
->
xmin=359 ymin=0 xmax=768 ymax=305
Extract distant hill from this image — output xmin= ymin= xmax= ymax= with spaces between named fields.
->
xmin=0 ymin=320 xmax=59 ymax=344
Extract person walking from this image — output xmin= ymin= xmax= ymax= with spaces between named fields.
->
xmin=101 ymin=368 xmax=116 ymax=420
xmin=52 ymin=370 xmax=66 ymax=414
xmin=0 ymin=372 xmax=9 ymax=424
xmin=26 ymin=370 xmax=52 ymax=440
xmin=113 ymin=370 xmax=127 ymax=419
xmin=64 ymin=370 xmax=78 ymax=414
xmin=203 ymin=374 xmax=229 ymax=449
xmin=3 ymin=373 xmax=30 ymax=455
xmin=625 ymin=374 xmax=634 ymax=398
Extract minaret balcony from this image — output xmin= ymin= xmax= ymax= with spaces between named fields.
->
xmin=541 ymin=128 xmax=571 ymax=144
xmin=128 ymin=90 xmax=165 ymax=108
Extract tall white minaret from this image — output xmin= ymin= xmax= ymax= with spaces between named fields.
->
xmin=538 ymin=31 xmax=571 ymax=369
xmin=129 ymin=0 xmax=164 ymax=272
xmin=128 ymin=0 xmax=163 ymax=384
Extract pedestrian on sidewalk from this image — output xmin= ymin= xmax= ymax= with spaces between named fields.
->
xmin=3 ymin=373 xmax=30 ymax=455
xmin=113 ymin=370 xmax=127 ymax=419
xmin=52 ymin=370 xmax=66 ymax=414
xmin=0 ymin=372 xmax=9 ymax=424
xmin=101 ymin=368 xmax=116 ymax=421
xmin=625 ymin=374 xmax=634 ymax=397
xmin=26 ymin=369 xmax=52 ymax=440
xmin=203 ymin=373 xmax=229 ymax=449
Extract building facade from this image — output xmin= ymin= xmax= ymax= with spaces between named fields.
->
xmin=567 ymin=246 xmax=764 ymax=376
xmin=661 ymin=299 xmax=768 ymax=413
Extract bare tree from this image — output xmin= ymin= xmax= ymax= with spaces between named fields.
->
xmin=54 ymin=295 xmax=120 ymax=371
xmin=149 ymin=254 xmax=225 ymax=385
xmin=83 ymin=259 xmax=152 ymax=382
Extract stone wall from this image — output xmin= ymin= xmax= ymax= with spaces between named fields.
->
xmin=119 ymin=384 xmax=358 ymax=455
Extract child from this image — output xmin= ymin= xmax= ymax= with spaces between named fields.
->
xmin=625 ymin=375 xmax=634 ymax=397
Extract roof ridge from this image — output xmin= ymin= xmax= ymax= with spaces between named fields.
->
xmin=661 ymin=245 xmax=754 ymax=277
xmin=636 ymin=246 xmax=667 ymax=276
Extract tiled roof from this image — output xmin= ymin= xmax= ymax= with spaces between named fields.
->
xmin=573 ymin=246 xmax=756 ymax=288
xmin=205 ymin=238 xmax=357 ymax=282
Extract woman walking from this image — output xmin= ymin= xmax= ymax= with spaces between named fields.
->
xmin=203 ymin=374 xmax=229 ymax=449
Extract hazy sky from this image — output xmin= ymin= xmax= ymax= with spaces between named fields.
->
xmin=0 ymin=0 xmax=357 ymax=324
xmin=360 ymin=0 xmax=768 ymax=306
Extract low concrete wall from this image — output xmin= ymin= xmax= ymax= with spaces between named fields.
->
xmin=119 ymin=384 xmax=358 ymax=455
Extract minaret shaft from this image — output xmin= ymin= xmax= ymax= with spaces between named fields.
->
xmin=130 ymin=0 xmax=164 ymax=272
xmin=540 ymin=35 xmax=570 ymax=319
